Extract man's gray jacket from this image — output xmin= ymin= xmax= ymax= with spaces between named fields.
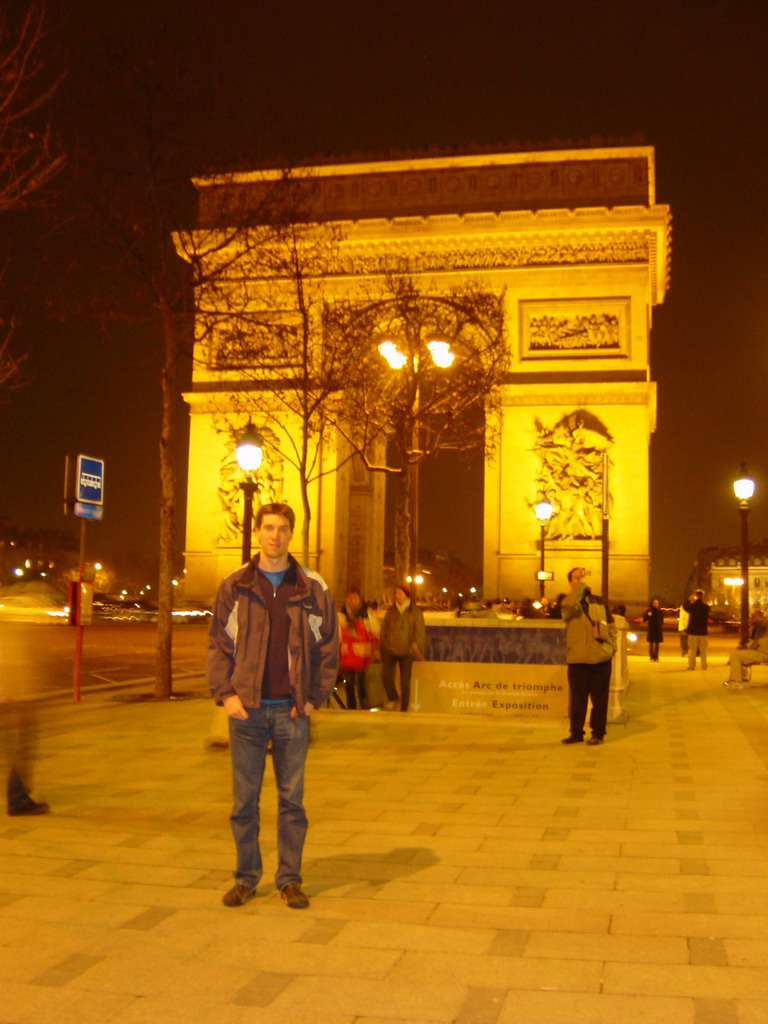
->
xmin=561 ymin=581 xmax=616 ymax=665
xmin=206 ymin=555 xmax=339 ymax=714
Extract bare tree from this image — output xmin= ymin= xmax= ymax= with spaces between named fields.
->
xmin=0 ymin=2 xmax=63 ymax=213
xmin=76 ymin=39 xmax=306 ymax=696
xmin=195 ymin=211 xmax=356 ymax=564
xmin=0 ymin=1 xmax=63 ymax=395
xmin=323 ymin=275 xmax=508 ymax=582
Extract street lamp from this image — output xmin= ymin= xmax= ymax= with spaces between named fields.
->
xmin=236 ymin=423 xmax=264 ymax=564
xmin=734 ymin=463 xmax=755 ymax=645
xmin=378 ymin=336 xmax=454 ymax=600
xmin=534 ymin=499 xmax=553 ymax=598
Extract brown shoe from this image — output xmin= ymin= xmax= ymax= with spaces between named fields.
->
xmin=222 ymin=883 xmax=256 ymax=907
xmin=280 ymin=881 xmax=309 ymax=909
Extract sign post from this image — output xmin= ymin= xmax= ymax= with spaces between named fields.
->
xmin=64 ymin=454 xmax=105 ymax=701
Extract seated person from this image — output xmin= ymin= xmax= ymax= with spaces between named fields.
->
xmin=724 ymin=610 xmax=768 ymax=689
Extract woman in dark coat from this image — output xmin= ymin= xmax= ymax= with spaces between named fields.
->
xmin=643 ymin=598 xmax=664 ymax=661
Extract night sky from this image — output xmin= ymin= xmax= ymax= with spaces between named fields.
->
xmin=1 ymin=0 xmax=766 ymax=598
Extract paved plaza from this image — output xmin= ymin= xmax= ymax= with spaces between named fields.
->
xmin=2 ymin=645 xmax=768 ymax=1024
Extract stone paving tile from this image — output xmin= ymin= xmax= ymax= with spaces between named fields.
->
xmin=496 ymin=990 xmax=696 ymax=1023
xmin=0 ymin=978 xmax=135 ymax=1024
xmin=602 ymin=961 xmax=768 ymax=999
xmin=524 ymin=931 xmax=689 ymax=964
xmin=106 ymin=994 xmax=355 ymax=1024
xmin=609 ymin=910 xmax=768 ymax=939
xmin=268 ymin=974 xmax=468 ymax=1020
xmin=385 ymin=950 xmax=604 ymax=993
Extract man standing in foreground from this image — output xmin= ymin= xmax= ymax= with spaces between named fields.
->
xmin=207 ymin=502 xmax=338 ymax=909
xmin=561 ymin=567 xmax=616 ymax=746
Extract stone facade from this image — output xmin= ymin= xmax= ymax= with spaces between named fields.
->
xmin=180 ymin=145 xmax=670 ymax=607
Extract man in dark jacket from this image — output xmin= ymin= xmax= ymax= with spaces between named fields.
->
xmin=379 ymin=583 xmax=425 ymax=712
xmin=683 ymin=590 xmax=709 ymax=670
xmin=207 ymin=502 xmax=338 ymax=910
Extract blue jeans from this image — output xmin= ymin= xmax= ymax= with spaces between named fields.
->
xmin=228 ymin=702 xmax=309 ymax=890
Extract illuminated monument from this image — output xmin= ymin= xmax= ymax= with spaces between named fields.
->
xmin=180 ymin=145 xmax=670 ymax=606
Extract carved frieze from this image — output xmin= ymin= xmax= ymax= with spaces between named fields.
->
xmin=326 ymin=238 xmax=649 ymax=278
xmin=520 ymin=298 xmax=630 ymax=360
xmin=200 ymin=155 xmax=652 ymax=225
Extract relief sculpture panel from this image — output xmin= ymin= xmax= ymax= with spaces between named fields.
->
xmin=521 ymin=298 xmax=629 ymax=359
xmin=533 ymin=409 xmax=613 ymax=540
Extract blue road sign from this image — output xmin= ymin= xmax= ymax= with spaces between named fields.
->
xmin=76 ymin=455 xmax=104 ymax=505
xmin=75 ymin=502 xmax=104 ymax=521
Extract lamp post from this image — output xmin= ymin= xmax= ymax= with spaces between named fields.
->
xmin=236 ymin=423 xmax=264 ymax=564
xmin=734 ymin=463 xmax=755 ymax=646
xmin=534 ymin=499 xmax=553 ymax=599
xmin=378 ymin=336 xmax=454 ymax=601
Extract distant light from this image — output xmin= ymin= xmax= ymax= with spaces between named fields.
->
xmin=426 ymin=339 xmax=455 ymax=367
xmin=378 ymin=339 xmax=408 ymax=370
xmin=627 ymin=632 xmax=638 ymax=643
xmin=13 ymin=568 xmax=23 ymax=577
xmin=470 ymin=587 xmax=477 ymax=594
xmin=734 ymin=464 xmax=755 ymax=504
xmin=94 ymin=562 xmax=102 ymax=571
xmin=236 ymin=422 xmax=264 ymax=472
xmin=414 ymin=574 xmax=424 ymax=585
xmin=172 ymin=579 xmax=178 ymax=586
xmin=725 ymin=577 xmax=744 ymax=586
xmin=534 ymin=499 xmax=553 ymax=523
xmin=442 ymin=587 xmax=448 ymax=593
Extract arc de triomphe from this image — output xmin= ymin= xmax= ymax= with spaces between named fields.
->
xmin=179 ymin=145 xmax=670 ymax=609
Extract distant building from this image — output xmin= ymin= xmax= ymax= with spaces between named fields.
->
xmin=0 ymin=522 xmax=78 ymax=588
xmin=706 ymin=545 xmax=768 ymax=616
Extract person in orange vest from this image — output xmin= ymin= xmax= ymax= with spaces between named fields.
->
xmin=338 ymin=587 xmax=379 ymax=709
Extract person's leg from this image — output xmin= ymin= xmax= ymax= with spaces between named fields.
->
xmin=680 ymin=632 xmax=688 ymax=656
xmin=687 ymin=635 xmax=699 ymax=669
xmin=565 ymin=665 xmax=589 ymax=740
xmin=228 ymin=708 xmax=268 ymax=889
xmin=726 ymin=650 xmax=748 ymax=683
xmin=587 ymin=660 xmax=612 ymax=740
xmin=700 ymin=636 xmax=708 ymax=670
xmin=343 ymin=670 xmax=356 ymax=709
xmin=399 ymin=656 xmax=413 ymax=711
xmin=381 ymin=652 xmax=399 ymax=702
xmin=727 ymin=648 xmax=761 ymax=685
xmin=356 ymin=670 xmax=369 ymax=710
xmin=270 ymin=704 xmax=310 ymax=890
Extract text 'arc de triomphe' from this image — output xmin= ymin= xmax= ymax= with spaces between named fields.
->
xmin=180 ymin=144 xmax=671 ymax=607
